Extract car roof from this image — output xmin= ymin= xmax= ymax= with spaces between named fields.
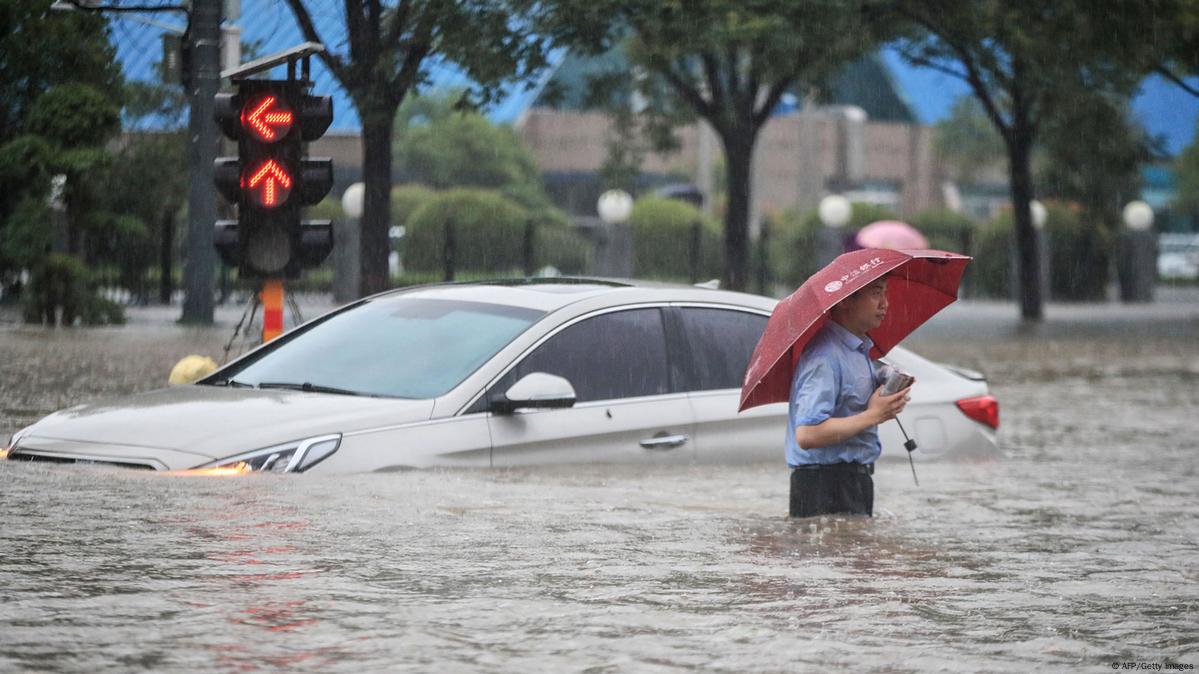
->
xmin=366 ymin=277 xmax=778 ymax=313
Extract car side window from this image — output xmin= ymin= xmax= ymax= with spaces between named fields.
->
xmin=678 ymin=308 xmax=768 ymax=391
xmin=486 ymin=308 xmax=672 ymax=405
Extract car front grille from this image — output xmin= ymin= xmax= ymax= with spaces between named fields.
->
xmin=7 ymin=450 xmax=157 ymax=471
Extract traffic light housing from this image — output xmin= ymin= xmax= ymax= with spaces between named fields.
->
xmin=213 ymin=79 xmax=334 ymax=278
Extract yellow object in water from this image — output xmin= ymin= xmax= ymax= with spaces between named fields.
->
xmin=168 ymin=355 xmax=218 ymax=385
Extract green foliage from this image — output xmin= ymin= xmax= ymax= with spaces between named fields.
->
xmin=628 ymin=196 xmax=721 ymax=280
xmin=0 ymin=136 xmax=55 ymax=269
xmin=528 ymin=0 xmax=893 ymax=289
xmin=1038 ymin=94 xmax=1150 ymax=230
xmin=0 ymin=195 xmax=54 ymax=269
xmin=395 ymin=107 xmax=540 ymax=190
xmin=283 ymin=1 xmax=552 ymax=294
xmin=1174 ymin=118 xmax=1199 ymax=221
xmin=25 ymin=83 xmax=120 ymax=149
xmin=966 ymin=217 xmax=1013 ymax=299
xmin=403 ymin=188 xmax=537 ymax=274
xmin=21 ymin=253 xmax=124 ymax=326
xmin=396 ymin=183 xmax=587 ymax=275
xmin=1043 ymin=203 xmax=1113 ymax=301
xmin=392 ymin=95 xmax=570 ymax=240
xmin=89 ymin=133 xmax=186 ymax=299
xmin=309 ymin=196 xmax=344 ymax=223
xmin=891 ymin=0 xmax=1172 ymax=315
xmin=909 ymin=209 xmax=975 ymax=254
xmin=909 ymin=208 xmax=979 ymax=296
xmin=767 ymin=202 xmax=899 ymax=288
xmin=391 ymin=184 xmax=437 ymax=230
xmin=535 ymin=225 xmax=591 ymax=275
xmin=969 ymin=203 xmax=1111 ymax=301
xmin=934 ymin=97 xmax=1005 ymax=184
xmin=0 ymin=0 xmax=123 ymax=146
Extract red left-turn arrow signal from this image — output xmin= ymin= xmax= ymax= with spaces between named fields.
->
xmin=242 ymin=95 xmax=294 ymax=143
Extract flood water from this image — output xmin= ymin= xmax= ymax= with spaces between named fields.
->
xmin=1 ymin=298 xmax=1197 ymax=672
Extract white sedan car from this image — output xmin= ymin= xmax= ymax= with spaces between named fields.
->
xmin=3 ymin=280 xmax=998 ymax=473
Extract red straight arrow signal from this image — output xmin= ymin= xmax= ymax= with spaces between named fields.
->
xmin=242 ymin=95 xmax=294 ymax=142
xmin=243 ymin=159 xmax=293 ymax=207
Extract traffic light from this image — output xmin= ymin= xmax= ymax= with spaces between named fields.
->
xmin=213 ymin=79 xmax=334 ymax=278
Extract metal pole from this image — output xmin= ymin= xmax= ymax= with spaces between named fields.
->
xmin=180 ymin=0 xmax=221 ymax=324
xmin=261 ymin=279 xmax=285 ymax=342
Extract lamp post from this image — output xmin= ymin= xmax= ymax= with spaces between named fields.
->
xmin=817 ymin=194 xmax=851 ymax=266
xmin=597 ymin=189 xmax=634 ymax=278
xmin=1119 ymin=200 xmax=1155 ymax=303
xmin=335 ymin=183 xmax=364 ymax=303
xmin=1031 ymin=199 xmax=1051 ymax=302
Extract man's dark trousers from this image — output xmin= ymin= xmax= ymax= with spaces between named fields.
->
xmin=789 ymin=463 xmax=874 ymax=517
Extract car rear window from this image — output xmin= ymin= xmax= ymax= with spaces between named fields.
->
xmin=678 ymin=308 xmax=768 ymax=391
xmin=224 ymin=297 xmax=545 ymax=399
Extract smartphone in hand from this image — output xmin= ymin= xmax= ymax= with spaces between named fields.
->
xmin=881 ymin=369 xmax=914 ymax=396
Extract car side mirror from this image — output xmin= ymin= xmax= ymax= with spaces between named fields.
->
xmin=489 ymin=372 xmax=577 ymax=415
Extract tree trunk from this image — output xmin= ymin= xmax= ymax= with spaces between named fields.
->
xmin=358 ymin=111 xmax=395 ymax=297
xmin=1006 ymin=132 xmax=1043 ymax=321
xmin=721 ymin=132 xmax=755 ymax=291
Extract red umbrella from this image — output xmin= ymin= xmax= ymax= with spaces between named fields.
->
xmin=855 ymin=220 xmax=930 ymax=250
xmin=739 ymin=248 xmax=970 ymax=412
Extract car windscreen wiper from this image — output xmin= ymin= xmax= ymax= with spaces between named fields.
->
xmin=207 ymin=378 xmax=254 ymax=388
xmin=256 ymin=381 xmax=365 ymax=396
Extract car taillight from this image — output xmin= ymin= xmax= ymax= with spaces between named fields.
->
xmin=956 ymin=395 xmax=999 ymax=430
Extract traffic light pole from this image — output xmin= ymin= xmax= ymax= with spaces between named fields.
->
xmin=180 ymin=0 xmax=222 ymax=324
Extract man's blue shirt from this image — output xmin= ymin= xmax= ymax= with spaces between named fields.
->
xmin=785 ymin=320 xmax=882 ymax=467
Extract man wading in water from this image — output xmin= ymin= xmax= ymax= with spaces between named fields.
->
xmin=786 ymin=277 xmax=912 ymax=517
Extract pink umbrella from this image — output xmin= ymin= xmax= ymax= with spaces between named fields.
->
xmin=856 ymin=220 xmax=929 ymax=250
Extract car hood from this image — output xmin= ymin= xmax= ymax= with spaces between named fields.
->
xmin=17 ymin=385 xmax=434 ymax=466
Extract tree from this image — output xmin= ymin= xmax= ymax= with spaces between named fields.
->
xmin=282 ymin=1 xmax=551 ymax=296
xmin=394 ymin=99 xmax=540 ymax=191
xmin=1174 ymin=119 xmax=1199 ymax=222
xmin=1150 ymin=0 xmax=1199 ymax=98
xmin=934 ymin=96 xmax=1004 ymax=185
xmin=530 ymin=0 xmax=886 ymax=291
xmin=0 ymin=0 xmax=122 ymax=147
xmin=0 ymin=0 xmax=122 ymax=285
xmin=1039 ymin=93 xmax=1157 ymax=230
xmin=890 ymin=0 xmax=1170 ymax=320
xmin=105 ymin=80 xmax=190 ymax=303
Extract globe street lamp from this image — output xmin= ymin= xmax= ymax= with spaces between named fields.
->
xmin=1119 ymin=200 xmax=1155 ymax=303
xmin=333 ymin=183 xmax=365 ymax=303
xmin=818 ymin=194 xmax=852 ymax=229
xmin=597 ymin=189 xmax=633 ymax=225
xmin=817 ymin=194 xmax=851 ymax=265
xmin=1030 ymin=199 xmax=1051 ymax=302
xmin=1030 ymin=199 xmax=1047 ymax=229
xmin=596 ymin=189 xmax=634 ymax=278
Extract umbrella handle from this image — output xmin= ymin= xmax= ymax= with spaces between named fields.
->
xmin=895 ymin=417 xmax=919 ymax=487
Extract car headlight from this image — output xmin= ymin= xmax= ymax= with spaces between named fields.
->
xmin=1 ymin=426 xmax=33 ymax=460
xmin=184 ymin=434 xmax=342 ymax=475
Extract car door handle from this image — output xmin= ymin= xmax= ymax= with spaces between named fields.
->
xmin=639 ymin=433 xmax=689 ymax=450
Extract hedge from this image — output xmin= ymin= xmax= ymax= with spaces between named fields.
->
xmin=629 ymin=196 xmax=722 ymax=281
xmin=968 ymin=201 xmax=1112 ymax=301
xmin=767 ymin=202 xmax=900 ymax=288
xmin=404 ymin=188 xmax=591 ymax=277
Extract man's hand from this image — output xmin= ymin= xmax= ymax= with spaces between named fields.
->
xmin=795 ymin=380 xmax=914 ymax=450
xmin=868 ymin=383 xmax=912 ymax=423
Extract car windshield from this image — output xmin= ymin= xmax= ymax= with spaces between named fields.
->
xmin=223 ymin=297 xmax=544 ymax=399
